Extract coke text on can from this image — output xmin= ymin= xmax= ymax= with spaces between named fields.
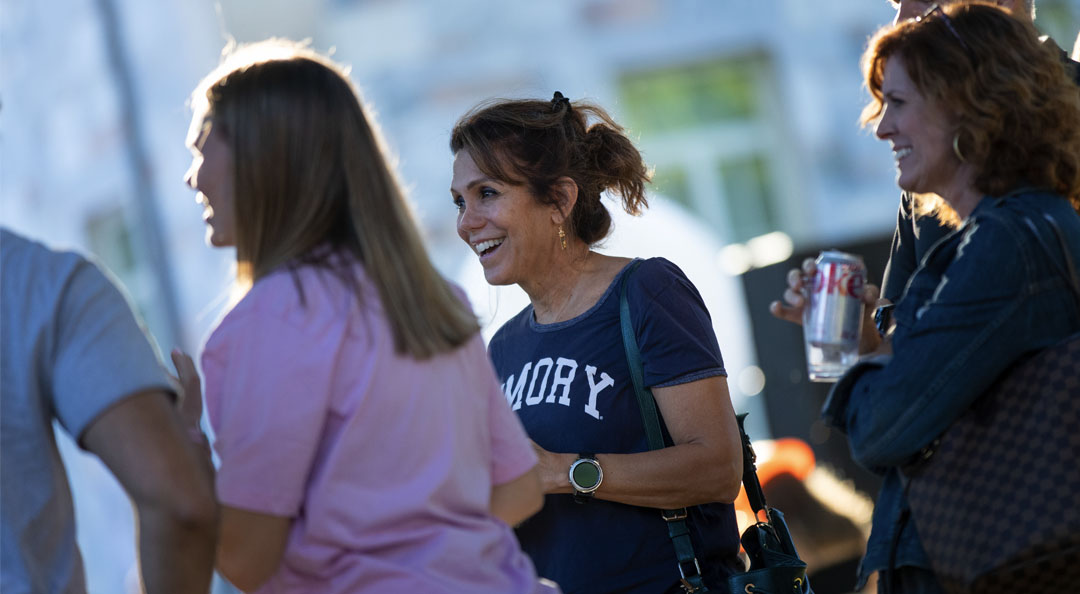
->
xmin=805 ymin=251 xmax=866 ymax=349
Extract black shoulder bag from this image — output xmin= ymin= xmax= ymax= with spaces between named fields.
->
xmin=618 ymin=260 xmax=812 ymax=594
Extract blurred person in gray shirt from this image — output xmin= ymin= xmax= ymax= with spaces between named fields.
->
xmin=1 ymin=228 xmax=217 ymax=594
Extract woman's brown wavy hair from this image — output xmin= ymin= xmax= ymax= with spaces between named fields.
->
xmin=862 ymin=2 xmax=1080 ymax=219
xmin=450 ymin=96 xmax=650 ymax=245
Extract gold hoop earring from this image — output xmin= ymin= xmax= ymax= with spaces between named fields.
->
xmin=952 ymin=132 xmax=966 ymax=163
xmin=558 ymin=226 xmax=567 ymax=251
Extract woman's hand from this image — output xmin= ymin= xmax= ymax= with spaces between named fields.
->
xmin=769 ymin=258 xmax=816 ymax=325
xmin=532 ymin=376 xmax=744 ymax=510
xmin=770 ymin=257 xmax=885 ymax=355
xmin=170 ymin=349 xmax=210 ymax=457
xmin=864 ymin=331 xmax=893 ymax=359
xmin=530 ymin=440 xmax=574 ymax=494
xmin=859 ymin=286 xmax=886 ymax=355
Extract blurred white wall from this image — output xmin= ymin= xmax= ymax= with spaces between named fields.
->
xmin=5 ymin=0 xmax=1078 ymax=592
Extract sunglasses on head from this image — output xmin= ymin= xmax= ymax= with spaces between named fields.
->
xmin=915 ymin=4 xmax=978 ymax=65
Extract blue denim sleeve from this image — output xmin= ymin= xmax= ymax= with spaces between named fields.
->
xmin=823 ymin=216 xmax=1037 ymax=469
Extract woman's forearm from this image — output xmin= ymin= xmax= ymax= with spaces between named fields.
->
xmin=538 ymin=441 xmax=741 ymax=509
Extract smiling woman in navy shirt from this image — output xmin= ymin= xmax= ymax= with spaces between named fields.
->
xmin=450 ymin=94 xmax=745 ymax=594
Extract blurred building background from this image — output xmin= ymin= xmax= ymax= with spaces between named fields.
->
xmin=3 ymin=0 xmax=1079 ymax=591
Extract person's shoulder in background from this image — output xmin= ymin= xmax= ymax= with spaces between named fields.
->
xmin=2 ymin=228 xmax=91 ymax=298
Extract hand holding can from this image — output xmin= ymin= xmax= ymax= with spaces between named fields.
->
xmin=802 ymin=250 xmax=867 ymax=382
xmin=769 ymin=258 xmax=818 ymax=326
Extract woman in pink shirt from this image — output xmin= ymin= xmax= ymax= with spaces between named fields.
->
xmin=176 ymin=39 xmax=558 ymax=594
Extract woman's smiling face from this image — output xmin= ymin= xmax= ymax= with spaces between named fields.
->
xmin=875 ymin=55 xmax=960 ymax=197
xmin=451 ymin=150 xmax=562 ymax=287
xmin=184 ymin=114 xmax=236 ymax=248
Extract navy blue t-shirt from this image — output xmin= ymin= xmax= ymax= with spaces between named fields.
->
xmin=488 ymin=257 xmax=742 ymax=594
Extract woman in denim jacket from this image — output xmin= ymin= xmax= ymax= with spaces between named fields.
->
xmin=823 ymin=5 xmax=1080 ymax=593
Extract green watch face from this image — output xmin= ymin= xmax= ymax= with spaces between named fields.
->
xmin=572 ymin=460 xmax=601 ymax=489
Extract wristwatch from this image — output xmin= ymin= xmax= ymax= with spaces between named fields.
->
xmin=874 ymin=303 xmax=896 ymax=337
xmin=569 ymin=453 xmax=603 ymax=504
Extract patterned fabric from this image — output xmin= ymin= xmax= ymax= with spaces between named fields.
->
xmin=905 ymin=333 xmax=1080 ymax=594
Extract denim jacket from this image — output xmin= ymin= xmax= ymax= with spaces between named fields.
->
xmin=822 ymin=189 xmax=1080 ymax=588
xmin=880 ymin=192 xmax=953 ymax=304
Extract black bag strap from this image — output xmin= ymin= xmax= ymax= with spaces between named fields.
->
xmin=617 ymin=259 xmax=705 ymax=593
xmin=1024 ymin=213 xmax=1080 ymax=305
xmin=618 ymin=260 xmax=667 ymax=451
xmin=735 ymin=413 xmax=768 ymax=516
xmin=617 ymin=260 xmax=771 ymax=512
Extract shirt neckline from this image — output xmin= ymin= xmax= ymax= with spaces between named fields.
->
xmin=526 ymin=257 xmax=641 ymax=333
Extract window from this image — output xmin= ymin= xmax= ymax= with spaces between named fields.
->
xmin=717 ymin=154 xmax=777 ymax=243
xmin=86 ymin=207 xmax=137 ymax=278
xmin=84 ymin=207 xmax=170 ymax=350
xmin=621 ymin=59 xmax=760 ymax=133
xmin=618 ymin=53 xmax=787 ymax=245
xmin=1035 ymin=0 xmax=1080 ymax=53
xmin=649 ymin=164 xmax=691 ymax=209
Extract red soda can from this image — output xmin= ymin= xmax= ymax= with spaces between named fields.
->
xmin=802 ymin=250 xmax=866 ymax=381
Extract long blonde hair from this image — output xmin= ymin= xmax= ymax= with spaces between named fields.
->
xmin=191 ymin=39 xmax=478 ymax=358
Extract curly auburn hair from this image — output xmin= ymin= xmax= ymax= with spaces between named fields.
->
xmin=862 ymin=2 xmax=1080 ymax=213
xmin=450 ymin=95 xmax=650 ymax=245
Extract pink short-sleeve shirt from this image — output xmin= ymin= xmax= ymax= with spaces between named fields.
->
xmin=202 ymin=262 xmax=553 ymax=593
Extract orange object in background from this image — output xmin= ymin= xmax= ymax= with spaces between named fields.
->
xmin=731 ymin=437 xmax=876 ymax=593
xmin=732 ymin=437 xmax=816 ymax=531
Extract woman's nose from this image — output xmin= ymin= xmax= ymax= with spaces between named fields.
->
xmin=457 ymin=203 xmax=481 ymax=231
xmin=875 ymin=112 xmax=894 ymax=140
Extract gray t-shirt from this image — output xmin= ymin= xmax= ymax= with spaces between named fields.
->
xmin=1 ymin=229 xmax=174 ymax=594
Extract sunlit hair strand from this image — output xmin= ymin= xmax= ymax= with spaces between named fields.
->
xmin=190 ymin=39 xmax=478 ymax=358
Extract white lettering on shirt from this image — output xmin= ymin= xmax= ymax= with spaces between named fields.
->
xmin=584 ymin=365 xmax=614 ymax=420
xmin=525 ymin=357 xmax=553 ymax=406
xmin=502 ymin=361 xmax=532 ymax=411
xmin=545 ymin=357 xmax=578 ymax=406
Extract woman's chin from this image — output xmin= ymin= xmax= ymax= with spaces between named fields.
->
xmin=896 ymin=175 xmax=921 ymax=194
xmin=206 ymin=228 xmax=234 ymax=248
xmin=481 ymin=267 xmax=513 ymax=287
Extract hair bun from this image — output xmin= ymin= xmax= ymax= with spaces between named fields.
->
xmin=550 ymin=91 xmax=571 ymax=112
